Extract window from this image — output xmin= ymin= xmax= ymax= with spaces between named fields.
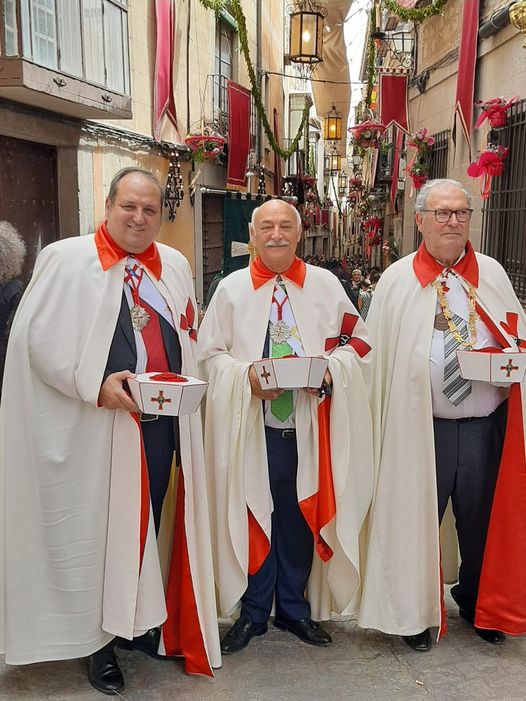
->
xmin=213 ymin=18 xmax=234 ymax=119
xmin=3 ymin=0 xmax=19 ymax=54
xmin=57 ymin=0 xmax=82 ymax=75
xmin=2 ymin=0 xmax=130 ymax=95
xmin=428 ymin=129 xmax=449 ymax=180
xmin=481 ymin=99 xmax=526 ymax=303
xmin=30 ymin=0 xmax=57 ymax=69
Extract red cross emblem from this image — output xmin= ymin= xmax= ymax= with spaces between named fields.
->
xmin=500 ymin=312 xmax=526 ymax=349
xmin=151 ymin=390 xmax=172 ymax=410
xmin=180 ymin=298 xmax=198 ymax=342
xmin=324 ymin=312 xmax=371 ymax=357
xmin=500 ymin=358 xmax=519 ymax=378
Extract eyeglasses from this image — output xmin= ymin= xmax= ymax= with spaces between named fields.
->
xmin=421 ymin=208 xmax=473 ymax=223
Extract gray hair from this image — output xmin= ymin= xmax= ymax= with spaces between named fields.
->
xmin=414 ymin=178 xmax=472 ymax=211
xmin=107 ymin=167 xmax=163 ymax=207
xmin=250 ymin=200 xmax=302 ymax=232
xmin=0 ymin=221 xmax=26 ymax=284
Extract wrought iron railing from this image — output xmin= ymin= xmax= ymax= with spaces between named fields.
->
xmin=481 ymin=99 xmax=526 ymax=304
xmin=413 ymin=129 xmax=450 ymax=250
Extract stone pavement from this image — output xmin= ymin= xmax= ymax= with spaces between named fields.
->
xmin=1 ymin=591 xmax=525 ymax=701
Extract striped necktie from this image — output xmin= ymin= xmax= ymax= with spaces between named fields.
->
xmin=442 ymin=312 xmax=472 ymax=405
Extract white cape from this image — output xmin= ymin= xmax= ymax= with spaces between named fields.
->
xmin=198 ymin=263 xmax=374 ymax=621
xmin=359 ymin=250 xmax=526 ymax=635
xmin=0 ymin=235 xmax=220 ymax=671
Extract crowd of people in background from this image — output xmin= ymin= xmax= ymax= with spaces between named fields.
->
xmin=303 ymin=254 xmax=382 ymax=320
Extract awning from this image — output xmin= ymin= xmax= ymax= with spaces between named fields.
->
xmin=311 ymin=0 xmax=353 ymax=160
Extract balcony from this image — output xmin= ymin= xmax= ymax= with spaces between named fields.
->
xmin=0 ymin=0 xmax=131 ymax=119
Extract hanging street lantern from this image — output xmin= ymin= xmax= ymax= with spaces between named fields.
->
xmin=324 ymin=105 xmax=342 ymax=142
xmin=288 ymin=0 xmax=327 ymax=68
xmin=328 ymin=151 xmax=341 ymax=173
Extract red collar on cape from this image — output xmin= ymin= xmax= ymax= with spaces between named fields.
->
xmin=413 ymin=240 xmax=479 ymax=288
xmin=94 ymin=222 xmax=162 ymax=279
xmin=250 ymin=255 xmax=306 ymax=290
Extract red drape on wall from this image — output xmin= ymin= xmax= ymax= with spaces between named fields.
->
xmin=379 ymin=70 xmax=410 ymax=134
xmin=453 ymin=0 xmax=480 ymax=155
xmin=227 ymin=81 xmax=252 ymax=187
xmin=153 ymin=0 xmax=177 ymax=141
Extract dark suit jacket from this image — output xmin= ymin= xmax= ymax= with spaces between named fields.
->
xmin=105 ymin=292 xmax=182 ymax=456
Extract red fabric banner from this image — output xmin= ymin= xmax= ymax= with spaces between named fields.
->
xmin=453 ymin=0 xmax=480 ymax=154
xmin=273 ymin=108 xmax=282 ymax=196
xmin=390 ymin=127 xmax=404 ymax=207
xmin=379 ymin=70 xmax=410 ymax=134
xmin=227 ymin=81 xmax=252 ymax=187
xmin=153 ymin=0 xmax=177 ymax=141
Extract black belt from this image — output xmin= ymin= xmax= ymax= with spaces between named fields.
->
xmin=140 ymin=413 xmax=159 ymax=422
xmin=265 ymin=427 xmax=296 ymax=440
xmin=435 ymin=414 xmax=488 ymax=424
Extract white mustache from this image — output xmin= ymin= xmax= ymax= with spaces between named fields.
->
xmin=264 ymin=241 xmax=289 ymax=248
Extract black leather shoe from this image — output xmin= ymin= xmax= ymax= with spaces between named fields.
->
xmin=117 ymin=628 xmax=171 ymax=659
xmin=274 ymin=616 xmax=332 ymax=646
xmin=220 ymin=614 xmax=268 ymax=654
xmin=402 ymin=629 xmax=431 ymax=651
xmin=458 ymin=608 xmax=505 ymax=645
xmin=87 ymin=643 xmax=124 ymax=696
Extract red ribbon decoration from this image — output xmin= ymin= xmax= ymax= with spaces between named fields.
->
xmin=475 ymin=96 xmax=517 ymax=129
xmin=180 ymin=298 xmax=198 ymax=342
xmin=500 ymin=312 xmax=526 ymax=349
xmin=150 ymin=372 xmax=188 ymax=382
xmin=467 ymin=146 xmax=509 ymax=199
xmin=324 ymin=312 xmax=371 ymax=358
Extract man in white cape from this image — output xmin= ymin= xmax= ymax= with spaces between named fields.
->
xmin=198 ymin=199 xmax=373 ymax=654
xmin=360 ymin=179 xmax=526 ymax=651
xmin=0 ymin=168 xmax=220 ymax=694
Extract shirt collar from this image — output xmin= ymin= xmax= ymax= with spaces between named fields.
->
xmin=94 ymin=222 xmax=162 ymax=280
xmin=250 ymin=255 xmax=306 ymax=290
xmin=412 ymin=240 xmax=479 ymax=288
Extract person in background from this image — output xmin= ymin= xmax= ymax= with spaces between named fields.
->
xmin=0 ymin=221 xmax=26 ymax=399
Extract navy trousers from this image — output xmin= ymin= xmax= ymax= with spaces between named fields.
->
xmin=241 ymin=427 xmax=314 ymax=624
xmin=141 ymin=415 xmax=176 ymax=535
xmin=434 ymin=400 xmax=507 ymax=618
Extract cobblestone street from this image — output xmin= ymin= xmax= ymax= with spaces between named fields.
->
xmin=2 ymin=591 xmax=525 ymax=701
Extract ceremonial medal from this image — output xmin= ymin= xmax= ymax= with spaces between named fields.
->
xmin=125 ymin=263 xmax=150 ymax=331
xmin=434 ymin=312 xmax=449 ymax=331
xmin=130 ymin=304 xmax=150 ymax=332
xmin=269 ymin=319 xmax=292 ymax=344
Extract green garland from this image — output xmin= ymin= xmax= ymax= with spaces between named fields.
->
xmin=365 ymin=6 xmax=377 ymax=109
xmin=383 ymin=0 xmax=449 ymax=23
xmin=199 ymin=0 xmax=311 ymax=160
